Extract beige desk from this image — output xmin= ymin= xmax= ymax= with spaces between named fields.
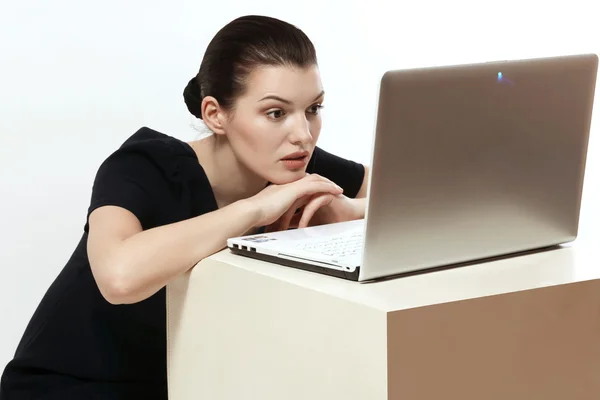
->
xmin=166 ymin=239 xmax=600 ymax=400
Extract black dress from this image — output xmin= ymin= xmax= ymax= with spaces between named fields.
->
xmin=0 ymin=127 xmax=365 ymax=399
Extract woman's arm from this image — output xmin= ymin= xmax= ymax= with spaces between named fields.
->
xmin=348 ymin=165 xmax=369 ymax=219
xmin=87 ymin=200 xmax=259 ymax=305
xmin=355 ymin=165 xmax=369 ymax=199
xmin=87 ymin=174 xmax=343 ymax=305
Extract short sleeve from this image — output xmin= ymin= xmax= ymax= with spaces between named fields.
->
xmin=306 ymin=146 xmax=365 ymax=198
xmin=84 ymin=150 xmax=167 ymax=232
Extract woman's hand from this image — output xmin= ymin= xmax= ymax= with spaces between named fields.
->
xmin=263 ymin=178 xmax=365 ymax=232
xmin=244 ymin=174 xmax=344 ymax=229
xmin=298 ymin=195 xmax=364 ymax=228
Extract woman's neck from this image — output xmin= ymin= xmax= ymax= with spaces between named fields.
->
xmin=188 ymin=135 xmax=268 ymax=208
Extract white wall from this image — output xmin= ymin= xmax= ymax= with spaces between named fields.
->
xmin=1 ymin=0 xmax=598 ymax=368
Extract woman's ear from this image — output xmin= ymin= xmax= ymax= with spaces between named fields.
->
xmin=201 ymin=96 xmax=227 ymax=136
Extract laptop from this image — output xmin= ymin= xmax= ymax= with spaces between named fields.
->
xmin=227 ymin=53 xmax=599 ymax=282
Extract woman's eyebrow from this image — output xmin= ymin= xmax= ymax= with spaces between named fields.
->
xmin=258 ymin=90 xmax=325 ymax=105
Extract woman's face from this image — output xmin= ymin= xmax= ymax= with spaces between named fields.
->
xmin=223 ymin=64 xmax=324 ymax=185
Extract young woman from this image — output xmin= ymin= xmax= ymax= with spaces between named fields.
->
xmin=0 ymin=15 xmax=368 ymax=399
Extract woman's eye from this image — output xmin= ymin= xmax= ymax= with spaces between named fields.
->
xmin=267 ymin=109 xmax=285 ymax=119
xmin=308 ymin=104 xmax=324 ymax=115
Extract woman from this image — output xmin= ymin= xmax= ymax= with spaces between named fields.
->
xmin=0 ymin=15 xmax=368 ymax=399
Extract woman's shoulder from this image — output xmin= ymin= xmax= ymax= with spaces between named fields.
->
xmin=118 ymin=126 xmax=195 ymax=159
xmin=86 ymin=127 xmax=215 ymax=230
xmin=99 ymin=127 xmax=199 ymax=177
xmin=92 ymin=126 xmax=210 ymax=199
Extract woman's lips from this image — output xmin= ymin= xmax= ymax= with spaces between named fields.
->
xmin=281 ymin=150 xmax=310 ymax=170
xmin=281 ymin=156 xmax=308 ymax=170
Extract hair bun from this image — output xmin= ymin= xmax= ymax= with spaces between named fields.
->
xmin=183 ymin=76 xmax=203 ymax=119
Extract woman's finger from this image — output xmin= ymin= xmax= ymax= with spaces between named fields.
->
xmin=298 ymin=194 xmax=334 ymax=228
xmin=279 ymin=196 xmax=311 ymax=231
xmin=294 ymin=180 xmax=342 ymax=199
xmin=288 ymin=207 xmax=306 ymax=229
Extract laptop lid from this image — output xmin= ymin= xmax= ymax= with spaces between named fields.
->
xmin=360 ymin=54 xmax=598 ymax=281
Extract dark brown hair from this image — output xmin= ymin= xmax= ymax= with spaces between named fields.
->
xmin=183 ymin=15 xmax=318 ymax=119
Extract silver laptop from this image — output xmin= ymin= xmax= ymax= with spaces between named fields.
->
xmin=227 ymin=53 xmax=598 ymax=282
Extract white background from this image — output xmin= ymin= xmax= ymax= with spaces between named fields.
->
xmin=1 ymin=0 xmax=598 ymax=368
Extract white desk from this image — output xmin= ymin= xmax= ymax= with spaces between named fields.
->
xmin=166 ymin=239 xmax=600 ymax=400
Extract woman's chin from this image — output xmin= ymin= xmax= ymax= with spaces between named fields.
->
xmin=266 ymin=169 xmax=307 ymax=185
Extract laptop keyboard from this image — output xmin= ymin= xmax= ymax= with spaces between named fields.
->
xmin=296 ymin=231 xmax=363 ymax=259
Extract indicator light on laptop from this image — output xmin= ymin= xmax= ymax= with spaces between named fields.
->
xmin=497 ymin=72 xmax=503 ymax=81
